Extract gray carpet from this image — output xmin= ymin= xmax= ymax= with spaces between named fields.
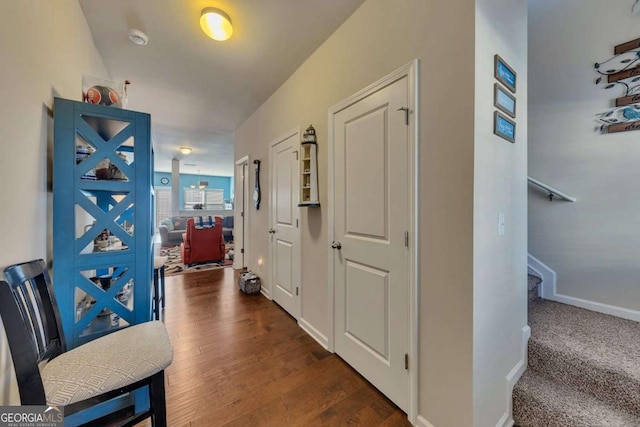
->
xmin=528 ymin=273 xmax=542 ymax=303
xmin=513 ymin=296 xmax=640 ymax=426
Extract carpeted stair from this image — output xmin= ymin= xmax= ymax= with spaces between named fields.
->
xmin=513 ymin=276 xmax=640 ymax=426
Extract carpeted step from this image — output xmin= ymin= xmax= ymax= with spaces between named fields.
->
xmin=527 ymin=299 xmax=640 ymax=417
xmin=513 ymin=369 xmax=640 ymax=427
xmin=527 ymin=274 xmax=542 ymax=303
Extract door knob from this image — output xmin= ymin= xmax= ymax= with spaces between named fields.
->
xmin=268 ymin=228 xmax=276 ymax=234
xmin=331 ymin=241 xmax=342 ymax=250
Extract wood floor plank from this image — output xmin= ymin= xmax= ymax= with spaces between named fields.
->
xmin=136 ymin=267 xmax=409 ymax=426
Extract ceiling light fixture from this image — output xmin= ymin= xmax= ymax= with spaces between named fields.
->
xmin=200 ymin=7 xmax=233 ymax=41
xmin=180 ymin=147 xmax=193 ymax=155
xmin=127 ymin=29 xmax=149 ymax=45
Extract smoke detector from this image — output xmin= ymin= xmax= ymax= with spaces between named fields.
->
xmin=128 ymin=29 xmax=149 ymax=46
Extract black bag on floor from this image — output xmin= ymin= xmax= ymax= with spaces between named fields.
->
xmin=238 ymin=271 xmax=261 ymax=294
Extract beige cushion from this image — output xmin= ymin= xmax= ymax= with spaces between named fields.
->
xmin=41 ymin=321 xmax=173 ymax=406
xmin=154 ymin=256 xmax=168 ymax=269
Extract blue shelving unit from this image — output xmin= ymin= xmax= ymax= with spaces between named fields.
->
xmin=53 ymin=98 xmax=154 ymax=349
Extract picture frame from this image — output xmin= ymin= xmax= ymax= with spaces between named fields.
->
xmin=494 ymin=54 xmax=517 ymax=93
xmin=494 ymin=111 xmax=516 ymax=143
xmin=494 ymin=83 xmax=516 ymax=118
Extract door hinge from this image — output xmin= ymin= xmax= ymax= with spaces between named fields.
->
xmin=240 ymin=248 xmax=245 ymax=254
xmin=241 ymin=211 xmax=244 ymax=217
xmin=404 ymin=231 xmax=409 ymax=248
xmin=296 ymin=219 xmax=299 ymax=228
xmin=405 ymin=353 xmax=409 ymax=370
xmin=294 ymin=150 xmax=298 ymax=160
xmin=296 ymin=287 xmax=299 ymax=296
xmin=397 ymin=107 xmax=409 ymax=125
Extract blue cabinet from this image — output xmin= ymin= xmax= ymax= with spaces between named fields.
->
xmin=53 ymin=98 xmax=154 ymax=349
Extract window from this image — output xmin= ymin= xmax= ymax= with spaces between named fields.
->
xmin=183 ymin=188 xmax=224 ymax=210
xmin=155 ymin=188 xmax=172 ymax=227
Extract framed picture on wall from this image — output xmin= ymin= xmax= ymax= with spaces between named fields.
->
xmin=494 ymin=111 xmax=516 ymax=143
xmin=494 ymin=54 xmax=517 ymax=93
xmin=494 ymin=83 xmax=516 ymax=118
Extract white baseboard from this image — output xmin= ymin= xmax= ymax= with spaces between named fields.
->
xmin=298 ymin=318 xmax=328 ymax=350
xmin=416 ymin=415 xmax=435 ymax=427
xmin=260 ymin=287 xmax=271 ymax=300
xmin=528 ymin=254 xmax=640 ymax=322
xmin=498 ymin=325 xmax=531 ymax=427
xmin=548 ymin=293 xmax=640 ymax=322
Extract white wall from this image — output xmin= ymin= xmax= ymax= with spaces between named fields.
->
xmin=0 ymin=0 xmax=109 ymax=404
xmin=474 ymin=0 xmax=528 ymax=426
xmin=236 ymin=0 xmax=526 ymax=425
xmin=529 ymin=0 xmax=640 ymax=311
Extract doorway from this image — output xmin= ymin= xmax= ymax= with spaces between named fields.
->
xmin=328 ymin=61 xmax=419 ymax=416
xmin=234 ymin=156 xmax=249 ymax=270
xmin=269 ymin=129 xmax=302 ymax=320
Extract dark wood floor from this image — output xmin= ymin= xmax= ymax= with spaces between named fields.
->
xmin=138 ymin=267 xmax=410 ymax=426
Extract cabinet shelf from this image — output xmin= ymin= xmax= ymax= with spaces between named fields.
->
xmin=53 ymin=98 xmax=153 ymax=349
xmin=299 ymin=138 xmax=320 ymax=208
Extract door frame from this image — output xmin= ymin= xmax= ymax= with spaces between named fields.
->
xmin=234 ymin=156 xmax=250 ymax=270
xmin=267 ymin=127 xmax=302 ymax=315
xmin=327 ymin=59 xmax=419 ymax=424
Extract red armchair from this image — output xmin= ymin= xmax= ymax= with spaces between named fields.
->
xmin=180 ymin=217 xmax=226 ymax=267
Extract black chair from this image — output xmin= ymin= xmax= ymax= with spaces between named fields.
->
xmin=0 ymin=259 xmax=173 ymax=426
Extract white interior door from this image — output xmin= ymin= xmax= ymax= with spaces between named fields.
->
xmin=332 ymin=76 xmax=410 ymax=411
xmin=234 ymin=157 xmax=249 ymax=269
xmin=270 ymin=131 xmax=301 ymax=319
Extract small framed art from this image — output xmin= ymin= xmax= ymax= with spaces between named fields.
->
xmin=494 ymin=54 xmax=517 ymax=93
xmin=494 ymin=111 xmax=516 ymax=143
xmin=494 ymin=83 xmax=516 ymax=118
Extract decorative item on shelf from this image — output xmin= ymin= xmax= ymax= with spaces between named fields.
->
xmin=82 ymin=75 xmax=129 ymax=108
xmin=299 ymin=125 xmax=320 ymax=207
xmin=253 ymin=160 xmax=261 ymax=209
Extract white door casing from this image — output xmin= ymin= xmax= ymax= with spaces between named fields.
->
xmin=270 ymin=129 xmax=301 ymax=319
xmin=234 ymin=156 xmax=249 ymax=270
xmin=329 ymin=61 xmax=419 ymax=418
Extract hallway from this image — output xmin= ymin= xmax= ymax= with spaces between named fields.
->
xmin=150 ymin=268 xmax=410 ymax=426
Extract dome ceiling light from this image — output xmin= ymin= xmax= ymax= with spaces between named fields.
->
xmin=200 ymin=7 xmax=233 ymax=41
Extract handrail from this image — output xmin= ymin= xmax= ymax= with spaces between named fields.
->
xmin=527 ymin=177 xmax=577 ymax=202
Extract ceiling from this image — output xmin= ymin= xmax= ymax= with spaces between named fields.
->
xmin=79 ymin=0 xmax=365 ymax=177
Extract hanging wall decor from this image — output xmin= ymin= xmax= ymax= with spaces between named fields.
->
xmin=299 ymin=125 xmax=320 ymax=207
xmin=253 ymin=159 xmax=261 ymax=209
xmin=594 ymin=36 xmax=640 ymax=133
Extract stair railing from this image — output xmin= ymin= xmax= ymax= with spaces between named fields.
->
xmin=527 ymin=177 xmax=576 ymax=202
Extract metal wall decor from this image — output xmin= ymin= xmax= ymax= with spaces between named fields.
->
xmin=595 ymin=37 xmax=640 ymax=133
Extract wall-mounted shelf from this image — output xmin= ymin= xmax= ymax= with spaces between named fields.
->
xmin=299 ymin=125 xmax=320 ymax=207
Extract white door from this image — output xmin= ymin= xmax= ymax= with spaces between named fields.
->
xmin=234 ymin=157 xmax=249 ymax=269
xmin=270 ymin=131 xmax=301 ymax=319
xmin=332 ymin=76 xmax=410 ymax=411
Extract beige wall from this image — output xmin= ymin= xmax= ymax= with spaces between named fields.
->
xmin=235 ymin=0 xmax=479 ymax=425
xmin=529 ymin=0 xmax=640 ymax=312
xmin=0 ymin=0 xmax=109 ymax=404
xmin=473 ymin=0 xmax=528 ymax=425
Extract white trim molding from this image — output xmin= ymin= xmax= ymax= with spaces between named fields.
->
xmin=528 ymin=254 xmax=640 ymax=322
xmin=299 ymin=318 xmax=328 ymax=350
xmin=499 ymin=325 xmax=531 ymax=427
xmin=416 ymin=415 xmax=436 ymax=427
